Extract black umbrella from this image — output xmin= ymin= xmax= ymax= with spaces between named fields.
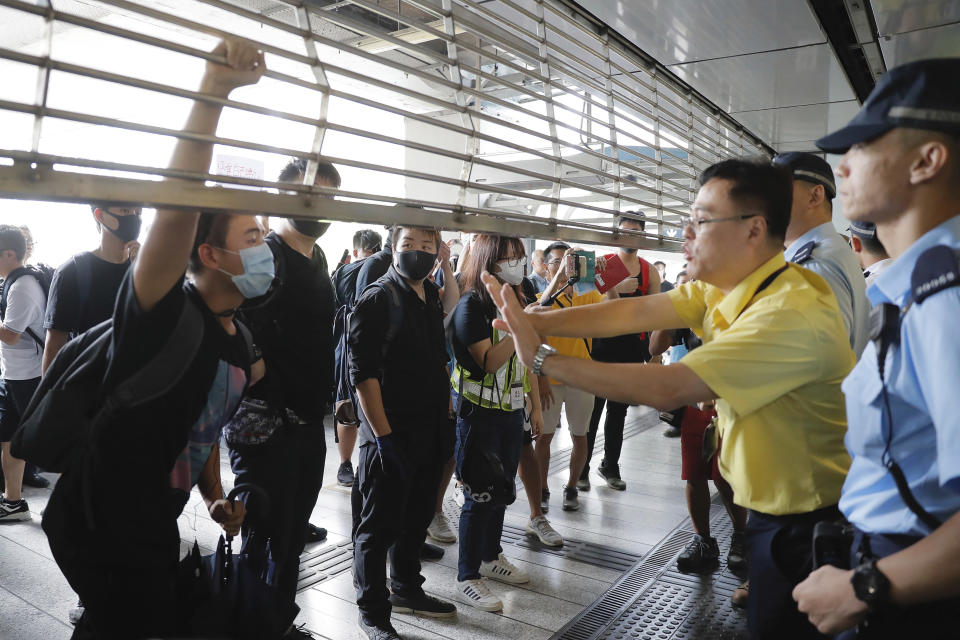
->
xmin=178 ymin=483 xmax=296 ymax=639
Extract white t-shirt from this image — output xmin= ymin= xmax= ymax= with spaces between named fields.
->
xmin=1 ymin=275 xmax=46 ymax=379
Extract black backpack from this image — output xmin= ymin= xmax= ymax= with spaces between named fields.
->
xmin=0 ymin=264 xmax=54 ymax=348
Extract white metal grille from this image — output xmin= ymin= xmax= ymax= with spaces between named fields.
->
xmin=0 ymin=0 xmax=771 ymax=248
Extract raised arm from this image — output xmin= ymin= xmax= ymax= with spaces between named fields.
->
xmin=133 ymin=39 xmax=266 ymax=312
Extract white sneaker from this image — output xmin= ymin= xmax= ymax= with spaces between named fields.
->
xmin=427 ymin=512 xmax=456 ymax=544
xmin=480 ymin=553 xmax=529 ymax=585
xmin=525 ymin=516 xmax=563 ymax=547
xmin=456 ymin=578 xmax=502 ymax=612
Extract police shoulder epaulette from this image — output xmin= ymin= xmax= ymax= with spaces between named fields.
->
xmin=911 ymin=245 xmax=960 ymax=304
xmin=791 ymin=241 xmax=816 ymax=265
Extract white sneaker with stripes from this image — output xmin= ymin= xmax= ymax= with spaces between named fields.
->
xmin=456 ymin=578 xmax=502 ymax=612
xmin=480 ymin=553 xmax=529 ymax=585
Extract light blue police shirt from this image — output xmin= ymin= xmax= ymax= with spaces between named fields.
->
xmin=785 ymin=222 xmax=871 ymax=357
xmin=839 ymin=214 xmax=960 ymax=537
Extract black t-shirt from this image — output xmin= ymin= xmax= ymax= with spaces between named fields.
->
xmin=660 ymin=280 xmax=674 ymax=293
xmin=451 ymin=290 xmax=497 ymax=381
xmin=348 ymin=266 xmax=449 ymax=445
xmin=355 ymin=242 xmax=393 ymax=298
xmin=242 ymin=233 xmax=336 ymax=421
xmin=43 ymin=252 xmax=130 ymax=335
xmin=42 ymin=273 xmax=250 ymax=567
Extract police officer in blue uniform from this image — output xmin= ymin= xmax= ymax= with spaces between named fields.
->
xmin=776 ymin=152 xmax=871 ymax=357
xmin=793 ymin=58 xmax=960 ymax=638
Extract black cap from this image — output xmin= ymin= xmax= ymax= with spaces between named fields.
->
xmin=847 ymin=221 xmax=877 ymax=240
xmin=817 ymin=58 xmax=960 ymax=154
xmin=773 ymin=152 xmax=837 ymax=199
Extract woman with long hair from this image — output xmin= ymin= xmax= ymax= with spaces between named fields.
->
xmin=449 ymin=234 xmax=544 ymax=612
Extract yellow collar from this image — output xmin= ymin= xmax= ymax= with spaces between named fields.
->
xmin=716 ymin=253 xmax=787 ymax=326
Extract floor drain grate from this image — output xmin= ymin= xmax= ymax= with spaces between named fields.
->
xmin=296 ymin=541 xmax=353 ymax=591
xmin=550 ymin=496 xmax=749 ymax=640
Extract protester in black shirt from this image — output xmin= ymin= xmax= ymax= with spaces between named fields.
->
xmin=40 ymin=39 xmax=265 ymax=640
xmin=330 ymin=228 xmax=382 ymax=488
xmin=349 ymin=225 xmax=456 ymax=640
xmin=223 ymin=158 xmax=339 ymax=635
xmin=43 ymin=205 xmax=141 ymax=371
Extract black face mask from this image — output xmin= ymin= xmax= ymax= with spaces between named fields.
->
xmin=102 ymin=212 xmax=142 ymax=243
xmin=394 ymin=249 xmax=437 ymax=281
xmin=290 ymin=218 xmax=330 ymax=238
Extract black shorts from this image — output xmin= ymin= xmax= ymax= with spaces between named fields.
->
xmin=0 ymin=377 xmax=40 ymax=442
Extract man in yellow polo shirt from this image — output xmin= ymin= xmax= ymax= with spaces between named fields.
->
xmin=480 ymin=158 xmax=853 ymax=640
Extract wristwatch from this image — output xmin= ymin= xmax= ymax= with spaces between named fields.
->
xmin=851 ymin=558 xmax=891 ymax=611
xmin=532 ymin=344 xmax=558 ymax=376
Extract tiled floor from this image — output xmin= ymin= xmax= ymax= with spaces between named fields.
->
xmin=0 ymin=406 xmax=704 ymax=640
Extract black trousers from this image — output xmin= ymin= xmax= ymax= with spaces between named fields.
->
xmin=352 ymin=430 xmax=444 ymax=625
xmin=582 ymin=396 xmax=628 ymax=477
xmin=835 ymin=528 xmax=960 ymax=640
xmin=228 ymin=422 xmax=326 ymax=626
xmin=746 ymin=506 xmax=840 ymax=640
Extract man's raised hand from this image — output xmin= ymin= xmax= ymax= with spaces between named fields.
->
xmin=202 ymin=38 xmax=267 ymax=96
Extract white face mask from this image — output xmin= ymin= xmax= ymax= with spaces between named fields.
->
xmin=496 ymin=256 xmax=527 ymax=285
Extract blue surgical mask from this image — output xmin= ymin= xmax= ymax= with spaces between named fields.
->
xmin=217 ymin=242 xmax=276 ymax=298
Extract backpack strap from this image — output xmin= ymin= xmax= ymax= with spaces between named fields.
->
xmin=109 ymin=300 xmax=205 ymax=408
xmin=638 ymin=259 xmax=650 ymax=296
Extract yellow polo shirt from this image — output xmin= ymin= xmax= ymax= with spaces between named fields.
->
xmin=668 ymin=253 xmax=854 ymax=515
xmin=537 ymin=289 xmax=603 ymax=385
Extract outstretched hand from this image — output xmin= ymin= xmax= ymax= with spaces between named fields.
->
xmin=481 ymin=272 xmax=541 ymax=370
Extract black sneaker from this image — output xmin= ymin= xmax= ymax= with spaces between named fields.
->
xmin=22 ymin=471 xmax=50 ymax=489
xmin=597 ymin=461 xmax=626 ymax=491
xmin=357 ymin=616 xmax=402 ymax=640
xmin=420 ymin=542 xmax=444 ymax=560
xmin=540 ymin=488 xmax=550 ymax=514
xmin=305 ymin=523 xmax=327 ymax=543
xmin=561 ymin=485 xmax=579 ymax=511
xmin=0 ymin=498 xmax=30 ymax=522
xmin=390 ymin=592 xmax=456 ymax=618
xmin=337 ymin=461 xmax=355 ymax=487
xmin=727 ymin=531 xmax=748 ymax=576
xmin=676 ymin=534 xmax=720 ymax=572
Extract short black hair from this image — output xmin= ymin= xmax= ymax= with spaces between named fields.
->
xmin=544 ymin=242 xmax=570 ymax=256
xmin=653 ymin=261 xmax=666 ymax=268
xmin=0 ymin=224 xmax=27 ymax=261
xmin=353 ymin=229 xmax=382 ymax=252
xmin=861 ymin=234 xmax=887 ymax=256
xmin=697 ymin=158 xmax=793 ymax=243
xmin=278 ymin=158 xmax=342 ymax=188
xmin=189 ymin=211 xmax=233 ymax=273
xmin=390 ymin=225 xmax=441 ymax=250
xmin=618 ymin=212 xmax=646 ymax=231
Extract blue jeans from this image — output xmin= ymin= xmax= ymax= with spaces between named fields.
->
xmin=455 ymin=402 xmax=523 ymax=581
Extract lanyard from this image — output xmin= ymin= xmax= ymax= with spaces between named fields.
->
xmin=734 ymin=264 xmax=788 ymax=322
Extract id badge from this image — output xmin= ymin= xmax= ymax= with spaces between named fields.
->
xmin=511 ymin=382 xmax=524 ymax=409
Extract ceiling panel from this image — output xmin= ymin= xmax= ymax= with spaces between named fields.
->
xmin=668 ymin=44 xmax=855 ymax=113
xmin=586 ymin=0 xmax=825 ymax=65
xmin=872 ymin=0 xmax=960 ymax=36
xmin=732 ymin=100 xmax=860 ymax=149
xmin=878 ymin=22 xmax=960 ymax=67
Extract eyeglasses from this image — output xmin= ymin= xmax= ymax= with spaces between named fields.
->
xmin=686 ymin=214 xmax=761 ymax=230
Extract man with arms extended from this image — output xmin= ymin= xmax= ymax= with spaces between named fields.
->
xmin=40 ymin=39 xmax=265 ymax=639
xmin=793 ymin=57 xmax=960 ymax=639
xmin=483 ymin=159 xmax=853 ymax=639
